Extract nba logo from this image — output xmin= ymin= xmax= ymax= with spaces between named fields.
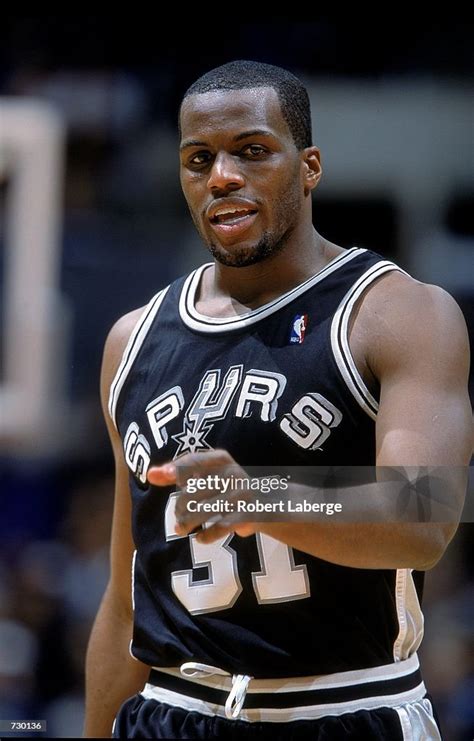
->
xmin=290 ymin=314 xmax=308 ymax=344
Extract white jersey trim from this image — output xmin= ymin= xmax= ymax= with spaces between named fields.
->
xmin=143 ymin=654 xmax=425 ymax=722
xmin=140 ymin=681 xmax=426 ymax=723
xmin=153 ymin=652 xmax=421 ymax=694
xmin=131 ymin=550 xmax=137 ymax=612
xmin=128 ymin=550 xmax=139 ymax=662
xmin=330 ymin=261 xmax=408 ymax=420
xmin=179 ymin=248 xmax=365 ymax=333
xmin=393 ymin=569 xmax=424 ymax=662
xmin=108 ymin=287 xmax=169 ymax=430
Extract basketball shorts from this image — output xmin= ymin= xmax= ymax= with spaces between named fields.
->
xmin=112 ymin=654 xmax=442 ymax=739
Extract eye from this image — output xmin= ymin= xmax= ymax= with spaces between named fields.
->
xmin=241 ymin=144 xmax=267 ymax=158
xmin=188 ymin=151 xmax=212 ymax=167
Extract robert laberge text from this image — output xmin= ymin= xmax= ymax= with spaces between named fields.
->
xmin=186 ymin=499 xmax=343 ymax=516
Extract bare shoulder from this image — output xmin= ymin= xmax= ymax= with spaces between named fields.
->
xmin=362 ymin=270 xmax=466 ymax=325
xmin=356 ymin=271 xmax=470 ymax=377
xmin=100 ymin=306 xmax=147 ymax=405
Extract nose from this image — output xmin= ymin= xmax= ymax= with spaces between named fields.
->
xmin=207 ymin=152 xmax=244 ymax=195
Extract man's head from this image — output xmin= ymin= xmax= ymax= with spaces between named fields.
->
xmin=179 ymin=60 xmax=321 ymax=268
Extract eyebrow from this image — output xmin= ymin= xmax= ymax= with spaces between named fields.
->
xmin=180 ymin=129 xmax=275 ymax=151
xmin=234 ymin=129 xmax=274 ymax=142
xmin=180 ymin=139 xmax=207 ymax=151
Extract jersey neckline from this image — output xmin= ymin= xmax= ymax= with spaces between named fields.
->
xmin=178 ymin=247 xmax=366 ymax=333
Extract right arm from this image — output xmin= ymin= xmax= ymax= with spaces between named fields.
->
xmin=84 ymin=309 xmax=150 ymax=738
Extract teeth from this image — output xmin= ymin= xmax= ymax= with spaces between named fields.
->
xmin=215 ymin=207 xmax=250 ymax=217
xmin=212 ymin=206 xmax=256 ymax=224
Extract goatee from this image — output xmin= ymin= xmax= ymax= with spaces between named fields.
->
xmin=206 ymin=231 xmax=290 ymax=268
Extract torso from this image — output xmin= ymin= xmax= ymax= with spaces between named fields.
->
xmin=109 ymin=247 xmax=424 ymax=677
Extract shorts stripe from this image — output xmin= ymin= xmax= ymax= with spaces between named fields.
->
xmin=142 ymin=655 xmax=426 ymax=723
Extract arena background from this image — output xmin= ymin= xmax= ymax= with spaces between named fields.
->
xmin=0 ymin=17 xmax=472 ymax=739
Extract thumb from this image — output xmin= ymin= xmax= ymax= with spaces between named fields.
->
xmin=147 ymin=463 xmax=177 ymax=486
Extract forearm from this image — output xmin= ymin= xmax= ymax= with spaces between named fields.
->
xmin=84 ymin=584 xmax=150 ymax=738
xmin=246 ymin=476 xmax=460 ymax=569
xmin=218 ymin=475 xmax=461 ymax=569
xmin=149 ymin=456 xmax=465 ymax=571
xmin=253 ymin=520 xmax=455 ymax=570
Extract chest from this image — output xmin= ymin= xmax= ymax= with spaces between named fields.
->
xmin=117 ymin=314 xmax=374 ymax=477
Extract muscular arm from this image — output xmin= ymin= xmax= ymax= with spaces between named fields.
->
xmin=254 ymin=277 xmax=471 ymax=568
xmin=150 ymin=275 xmax=472 ymax=570
xmin=84 ymin=310 xmax=149 ymax=738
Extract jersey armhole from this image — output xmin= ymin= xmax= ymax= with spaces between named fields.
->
xmin=330 ymin=262 xmax=408 ymax=421
xmin=108 ymin=286 xmax=170 ymax=430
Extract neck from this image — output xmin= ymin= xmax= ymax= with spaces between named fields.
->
xmin=202 ymin=228 xmax=343 ymax=309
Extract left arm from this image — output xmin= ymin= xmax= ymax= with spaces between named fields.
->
xmin=149 ymin=277 xmax=472 ymax=570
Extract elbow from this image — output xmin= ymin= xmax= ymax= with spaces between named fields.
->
xmin=417 ymin=552 xmax=442 ymax=571
xmin=412 ymin=524 xmax=457 ymax=571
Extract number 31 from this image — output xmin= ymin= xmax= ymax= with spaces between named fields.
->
xmin=164 ymin=493 xmax=310 ymax=615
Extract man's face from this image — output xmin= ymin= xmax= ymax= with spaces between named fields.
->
xmin=179 ymin=87 xmax=305 ymax=267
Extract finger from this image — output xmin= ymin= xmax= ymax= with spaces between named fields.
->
xmin=194 ymin=523 xmax=234 ymax=544
xmin=174 ymin=509 xmax=208 ymax=536
xmin=173 ymin=467 xmax=236 ymax=519
xmin=175 ymin=449 xmax=234 ymax=470
xmin=233 ymin=522 xmax=258 ymax=538
xmin=174 ymin=491 xmax=210 ymax=524
xmin=176 ymin=505 xmax=240 ymax=536
xmin=174 ymin=450 xmax=237 ymax=486
xmin=147 ymin=463 xmax=177 ymax=486
xmin=175 ymin=483 xmax=256 ymax=530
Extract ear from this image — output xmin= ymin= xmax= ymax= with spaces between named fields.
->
xmin=302 ymin=146 xmax=322 ymax=196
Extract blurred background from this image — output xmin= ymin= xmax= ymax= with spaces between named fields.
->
xmin=0 ymin=16 xmax=472 ymax=739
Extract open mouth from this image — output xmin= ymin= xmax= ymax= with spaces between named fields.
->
xmin=206 ymin=199 xmax=260 ymax=240
xmin=210 ymin=207 xmax=258 ymax=225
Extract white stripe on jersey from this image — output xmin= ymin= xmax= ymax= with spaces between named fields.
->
xmin=108 ymin=287 xmax=169 ymax=429
xmin=180 ymin=248 xmax=366 ymax=333
xmin=330 ymin=261 xmax=408 ymax=420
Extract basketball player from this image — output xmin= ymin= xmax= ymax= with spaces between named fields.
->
xmin=84 ymin=61 xmax=471 ymax=739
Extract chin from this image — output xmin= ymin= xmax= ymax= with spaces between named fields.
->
xmin=207 ymin=235 xmax=281 ymax=268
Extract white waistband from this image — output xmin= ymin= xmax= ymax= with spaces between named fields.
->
xmin=142 ymin=654 xmax=426 ymax=723
xmin=152 ymin=652 xmax=420 ymax=694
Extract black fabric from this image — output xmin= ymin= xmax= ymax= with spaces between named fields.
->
xmin=112 ymin=694 xmax=406 ymax=740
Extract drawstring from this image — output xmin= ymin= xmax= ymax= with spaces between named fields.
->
xmin=225 ymin=673 xmax=252 ymax=719
xmin=180 ymin=662 xmax=252 ymax=720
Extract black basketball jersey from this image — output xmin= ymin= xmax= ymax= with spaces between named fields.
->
xmin=109 ymin=247 xmax=424 ymax=678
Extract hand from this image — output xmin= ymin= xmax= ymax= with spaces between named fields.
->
xmin=147 ymin=450 xmax=257 ymax=543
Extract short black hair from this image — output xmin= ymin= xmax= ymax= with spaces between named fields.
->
xmin=181 ymin=60 xmax=312 ymax=150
